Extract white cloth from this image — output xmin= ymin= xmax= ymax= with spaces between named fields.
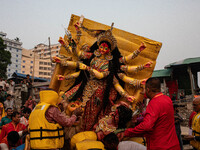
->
xmin=20 ymin=116 xmax=29 ymax=126
xmin=4 ymin=99 xmax=14 ymax=110
xmin=0 ymin=80 xmax=6 ymax=89
xmin=8 ymin=81 xmax=15 ymax=95
xmin=0 ymin=143 xmax=9 ymax=150
xmin=189 ymin=128 xmax=193 ymax=135
xmin=118 ymin=141 xmax=147 ymax=150
xmin=21 ymin=83 xmax=28 ymax=92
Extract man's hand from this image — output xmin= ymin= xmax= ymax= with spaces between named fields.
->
xmin=22 ymin=128 xmax=29 ymax=135
xmin=184 ymin=135 xmax=195 ymax=141
xmin=73 ymin=107 xmax=83 ymax=117
xmin=117 ymin=132 xmax=125 ymax=141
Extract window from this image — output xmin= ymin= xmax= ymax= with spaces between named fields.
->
xmin=15 ymin=70 xmax=18 ymax=73
xmin=39 ymin=67 xmax=43 ymax=70
xmin=22 ymin=66 xmax=25 ymax=68
xmin=30 ymin=66 xmax=33 ymax=69
xmin=48 ymin=72 xmax=51 ymax=76
xmin=39 ymin=72 xmax=43 ymax=75
xmin=16 ymin=60 xmax=18 ymax=62
xmin=22 ymin=71 xmax=25 ymax=73
xmin=31 ymin=61 xmax=33 ymax=63
xmin=44 ymin=72 xmax=47 ymax=75
xmin=16 ymin=54 xmax=18 ymax=57
xmin=23 ymin=60 xmax=25 ymax=63
xmin=48 ymin=67 xmax=51 ymax=70
xmin=30 ymin=54 xmax=32 ymax=56
xmin=8 ymin=74 xmax=10 ymax=77
xmin=10 ymin=47 xmax=12 ymax=50
xmin=44 ymin=62 xmax=47 ymax=65
xmin=30 ymin=71 xmax=32 ymax=74
xmin=8 ymin=69 xmax=10 ymax=71
xmin=44 ymin=67 xmax=47 ymax=70
xmin=39 ymin=62 xmax=43 ymax=65
xmin=16 ymin=65 xmax=18 ymax=67
xmin=16 ymin=49 xmax=19 ymax=52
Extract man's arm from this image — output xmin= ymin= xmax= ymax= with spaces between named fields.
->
xmin=46 ymin=106 xmax=82 ymax=127
xmin=124 ymin=102 xmax=158 ymax=137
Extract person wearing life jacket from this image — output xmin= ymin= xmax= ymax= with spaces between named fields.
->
xmin=29 ymin=89 xmax=83 ymax=150
xmin=185 ymin=96 xmax=200 ymax=150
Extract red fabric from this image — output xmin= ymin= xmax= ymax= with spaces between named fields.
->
xmin=0 ymin=122 xmax=26 ymax=142
xmin=166 ymin=80 xmax=178 ymax=99
xmin=189 ymin=111 xmax=197 ymax=128
xmin=124 ymin=93 xmax=180 ymax=150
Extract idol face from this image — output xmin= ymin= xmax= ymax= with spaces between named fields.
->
xmin=99 ymin=43 xmax=110 ymax=55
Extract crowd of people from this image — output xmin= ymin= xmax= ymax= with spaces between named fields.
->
xmin=0 ymin=76 xmax=196 ymax=150
xmin=0 ymin=74 xmax=199 ymax=150
xmin=0 ymin=75 xmax=36 ymax=149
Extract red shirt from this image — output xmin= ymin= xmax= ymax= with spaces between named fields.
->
xmin=189 ymin=111 xmax=196 ymax=128
xmin=125 ymin=93 xmax=180 ymax=150
xmin=0 ymin=122 xmax=26 ymax=142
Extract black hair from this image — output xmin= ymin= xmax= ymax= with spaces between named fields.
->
xmin=146 ymin=77 xmax=161 ymax=92
xmin=23 ymin=107 xmax=32 ymax=114
xmin=173 ymin=104 xmax=179 ymax=109
xmin=11 ymin=111 xmax=20 ymax=119
xmin=103 ymin=132 xmax=119 ymax=150
xmin=7 ymin=131 xmax=20 ymax=145
xmin=5 ymin=107 xmax=12 ymax=112
xmin=20 ymin=105 xmax=25 ymax=109
xmin=117 ymin=105 xmax=133 ymax=129
xmin=7 ymin=94 xmax=11 ymax=98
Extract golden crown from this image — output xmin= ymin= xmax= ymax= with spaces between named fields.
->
xmin=97 ymin=29 xmax=117 ymax=51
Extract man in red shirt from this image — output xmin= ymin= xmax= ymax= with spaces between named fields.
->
xmin=122 ymin=77 xmax=180 ymax=150
xmin=0 ymin=111 xmax=27 ymax=142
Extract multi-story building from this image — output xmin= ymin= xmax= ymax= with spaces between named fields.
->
xmin=21 ymin=43 xmax=60 ymax=80
xmin=21 ymin=48 xmax=36 ymax=76
xmin=0 ymin=31 xmax=23 ymax=78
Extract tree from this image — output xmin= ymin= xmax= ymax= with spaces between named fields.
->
xmin=0 ymin=37 xmax=11 ymax=79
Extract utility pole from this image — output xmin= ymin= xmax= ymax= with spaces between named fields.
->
xmin=48 ymin=37 xmax=52 ymax=76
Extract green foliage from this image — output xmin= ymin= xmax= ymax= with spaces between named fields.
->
xmin=0 ymin=37 xmax=11 ymax=79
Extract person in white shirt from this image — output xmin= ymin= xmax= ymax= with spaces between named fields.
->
xmin=8 ymin=80 xmax=15 ymax=96
xmin=20 ymin=107 xmax=31 ymax=127
xmin=4 ymin=94 xmax=15 ymax=110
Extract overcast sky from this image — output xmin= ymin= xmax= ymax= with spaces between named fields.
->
xmin=1 ymin=0 xmax=200 ymax=70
